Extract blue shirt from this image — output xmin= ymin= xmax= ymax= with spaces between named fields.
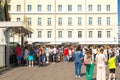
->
xmin=73 ymin=51 xmax=84 ymax=63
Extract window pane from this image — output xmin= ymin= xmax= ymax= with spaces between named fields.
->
xmin=78 ymin=31 xmax=82 ymax=38
xmin=58 ymin=5 xmax=62 ymax=11
xmin=58 ymin=18 xmax=62 ymax=25
xmin=68 ymin=31 xmax=72 ymax=38
xmin=78 ymin=17 xmax=82 ymax=25
xmin=28 ymin=18 xmax=32 ymax=25
xmin=38 ymin=18 xmax=42 ymax=26
xmin=38 ymin=5 xmax=42 ymax=11
xmin=98 ymin=31 xmax=102 ymax=38
xmin=17 ymin=5 xmax=21 ymax=11
xmin=107 ymin=31 xmax=111 ymax=38
xmin=47 ymin=31 xmax=51 ymax=38
xmin=47 ymin=5 xmax=51 ymax=11
xmin=78 ymin=5 xmax=82 ymax=11
xmin=98 ymin=17 xmax=102 ymax=25
xmin=47 ymin=18 xmax=51 ymax=25
xmin=28 ymin=5 xmax=32 ymax=11
xmin=28 ymin=33 xmax=32 ymax=38
xmin=17 ymin=18 xmax=21 ymax=21
xmin=107 ymin=17 xmax=110 ymax=25
xmin=106 ymin=5 xmax=110 ymax=11
xmin=88 ymin=5 xmax=92 ymax=11
xmin=58 ymin=31 xmax=62 ymax=38
xmin=88 ymin=17 xmax=92 ymax=25
xmin=89 ymin=31 xmax=93 ymax=38
xmin=68 ymin=5 xmax=72 ymax=11
xmin=68 ymin=17 xmax=72 ymax=25
xmin=97 ymin=5 xmax=101 ymax=11
xmin=38 ymin=31 xmax=42 ymax=38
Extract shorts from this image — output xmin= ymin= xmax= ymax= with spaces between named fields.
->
xmin=16 ymin=56 xmax=22 ymax=60
xmin=109 ymin=68 xmax=115 ymax=73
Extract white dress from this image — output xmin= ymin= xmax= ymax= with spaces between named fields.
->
xmin=96 ymin=54 xmax=106 ymax=80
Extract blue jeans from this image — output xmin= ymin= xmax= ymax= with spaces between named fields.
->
xmin=64 ymin=56 xmax=68 ymax=62
xmin=74 ymin=62 xmax=82 ymax=76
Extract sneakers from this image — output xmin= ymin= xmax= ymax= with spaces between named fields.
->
xmin=75 ymin=75 xmax=80 ymax=78
xmin=78 ymin=75 xmax=80 ymax=77
xmin=29 ymin=65 xmax=31 ymax=67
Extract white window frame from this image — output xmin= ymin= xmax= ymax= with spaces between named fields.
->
xmin=68 ymin=31 xmax=72 ymax=38
xmin=78 ymin=31 xmax=82 ymax=38
xmin=38 ymin=31 xmax=42 ymax=38
xmin=47 ymin=31 xmax=51 ymax=38
xmin=58 ymin=31 xmax=62 ymax=38
xmin=58 ymin=5 xmax=62 ymax=11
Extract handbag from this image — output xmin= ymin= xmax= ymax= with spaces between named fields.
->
xmin=84 ymin=58 xmax=91 ymax=65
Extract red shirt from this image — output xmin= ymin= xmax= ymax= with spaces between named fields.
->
xmin=15 ymin=46 xmax=22 ymax=56
xmin=64 ymin=48 xmax=69 ymax=56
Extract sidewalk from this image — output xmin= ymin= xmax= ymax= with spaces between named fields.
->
xmin=0 ymin=62 xmax=120 ymax=80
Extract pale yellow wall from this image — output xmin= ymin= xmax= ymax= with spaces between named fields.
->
xmin=8 ymin=0 xmax=118 ymax=44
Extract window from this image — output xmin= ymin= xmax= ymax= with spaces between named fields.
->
xmin=58 ymin=5 xmax=62 ymax=11
xmin=47 ymin=18 xmax=51 ymax=25
xmin=38 ymin=31 xmax=42 ymax=38
xmin=28 ymin=5 xmax=32 ymax=11
xmin=68 ymin=17 xmax=72 ymax=25
xmin=88 ymin=5 xmax=92 ymax=11
xmin=106 ymin=5 xmax=110 ymax=11
xmin=47 ymin=31 xmax=51 ymax=38
xmin=88 ymin=31 xmax=93 ymax=38
xmin=107 ymin=31 xmax=111 ymax=38
xmin=17 ymin=5 xmax=21 ymax=11
xmin=58 ymin=31 xmax=62 ymax=38
xmin=107 ymin=17 xmax=110 ymax=25
xmin=47 ymin=5 xmax=51 ymax=12
xmin=38 ymin=18 xmax=42 ymax=26
xmin=78 ymin=5 xmax=82 ymax=11
xmin=68 ymin=5 xmax=72 ymax=11
xmin=78 ymin=31 xmax=82 ymax=38
xmin=97 ymin=5 xmax=101 ymax=11
xmin=88 ymin=17 xmax=92 ymax=25
xmin=68 ymin=31 xmax=72 ymax=38
xmin=37 ymin=5 xmax=42 ymax=11
xmin=58 ymin=18 xmax=62 ymax=26
xmin=8 ymin=5 xmax=11 ymax=11
xmin=17 ymin=18 xmax=21 ymax=21
xmin=78 ymin=17 xmax=82 ymax=25
xmin=98 ymin=31 xmax=102 ymax=38
xmin=28 ymin=18 xmax=32 ymax=25
xmin=28 ymin=33 xmax=32 ymax=38
xmin=98 ymin=17 xmax=102 ymax=25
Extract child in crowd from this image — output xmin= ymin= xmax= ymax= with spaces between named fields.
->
xmin=108 ymin=52 xmax=116 ymax=80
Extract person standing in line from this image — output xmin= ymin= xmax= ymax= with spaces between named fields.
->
xmin=28 ymin=47 xmax=35 ymax=67
xmin=37 ymin=46 xmax=42 ymax=67
xmin=15 ymin=44 xmax=22 ymax=65
xmin=84 ymin=49 xmax=94 ymax=80
xmin=118 ymin=50 xmax=120 ymax=68
xmin=24 ymin=46 xmax=29 ymax=65
xmin=108 ymin=52 xmax=116 ymax=80
xmin=96 ymin=48 xmax=107 ymax=80
xmin=46 ymin=47 xmax=50 ymax=63
xmin=73 ymin=45 xmax=84 ymax=77
xmin=64 ymin=46 xmax=69 ymax=63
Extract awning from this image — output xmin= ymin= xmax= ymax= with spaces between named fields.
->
xmin=0 ymin=21 xmax=34 ymax=34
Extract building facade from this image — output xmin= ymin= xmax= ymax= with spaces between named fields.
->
xmin=8 ymin=0 xmax=118 ymax=45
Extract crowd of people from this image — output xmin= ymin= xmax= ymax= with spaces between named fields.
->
xmin=15 ymin=44 xmax=120 ymax=80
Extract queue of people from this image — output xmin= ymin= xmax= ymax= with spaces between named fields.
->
xmin=73 ymin=45 xmax=120 ymax=80
xmin=15 ymin=44 xmax=75 ymax=67
xmin=15 ymin=44 xmax=120 ymax=80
